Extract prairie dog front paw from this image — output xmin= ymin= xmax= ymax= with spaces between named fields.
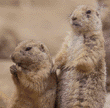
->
xmin=10 ymin=65 xmax=17 ymax=74
xmin=75 ymin=58 xmax=94 ymax=73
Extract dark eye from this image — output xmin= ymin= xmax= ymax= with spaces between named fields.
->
xmin=72 ymin=17 xmax=77 ymax=21
xmin=39 ymin=44 xmax=45 ymax=52
xmin=86 ymin=10 xmax=91 ymax=14
xmin=25 ymin=47 xmax=32 ymax=51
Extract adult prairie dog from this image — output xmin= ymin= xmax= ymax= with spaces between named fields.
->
xmin=54 ymin=5 xmax=106 ymax=108
xmin=9 ymin=40 xmax=56 ymax=108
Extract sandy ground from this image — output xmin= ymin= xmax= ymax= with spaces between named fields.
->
xmin=0 ymin=60 xmax=14 ymax=98
xmin=0 ymin=60 xmax=14 ymax=107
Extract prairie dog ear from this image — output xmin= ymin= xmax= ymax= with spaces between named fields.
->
xmin=96 ymin=11 xmax=100 ymax=17
xmin=96 ymin=3 xmax=101 ymax=16
xmin=39 ymin=44 xmax=45 ymax=52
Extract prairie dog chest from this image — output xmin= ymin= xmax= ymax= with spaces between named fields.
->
xmin=67 ymin=35 xmax=84 ymax=62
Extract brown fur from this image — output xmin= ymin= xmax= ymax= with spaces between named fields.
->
xmin=54 ymin=5 xmax=106 ymax=108
xmin=9 ymin=40 xmax=57 ymax=108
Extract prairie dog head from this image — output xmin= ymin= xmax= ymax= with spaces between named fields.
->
xmin=11 ymin=40 xmax=52 ymax=70
xmin=70 ymin=5 xmax=102 ymax=34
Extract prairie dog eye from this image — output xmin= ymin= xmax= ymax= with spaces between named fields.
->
xmin=25 ymin=47 xmax=32 ymax=51
xmin=72 ymin=17 xmax=77 ymax=21
xmin=86 ymin=10 xmax=91 ymax=14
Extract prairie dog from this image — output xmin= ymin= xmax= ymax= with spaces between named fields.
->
xmin=9 ymin=40 xmax=56 ymax=108
xmin=54 ymin=5 xmax=106 ymax=108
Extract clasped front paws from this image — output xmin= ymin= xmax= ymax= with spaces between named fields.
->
xmin=10 ymin=65 xmax=18 ymax=74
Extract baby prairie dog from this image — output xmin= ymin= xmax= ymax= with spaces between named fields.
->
xmin=9 ymin=40 xmax=56 ymax=108
xmin=54 ymin=5 xmax=106 ymax=108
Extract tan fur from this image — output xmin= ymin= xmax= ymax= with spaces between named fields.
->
xmin=9 ymin=40 xmax=57 ymax=108
xmin=54 ymin=5 xmax=106 ymax=108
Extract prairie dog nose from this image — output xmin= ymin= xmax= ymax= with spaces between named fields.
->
xmin=11 ymin=52 xmax=22 ymax=63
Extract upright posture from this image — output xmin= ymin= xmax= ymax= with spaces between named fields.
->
xmin=54 ymin=5 xmax=106 ymax=108
xmin=9 ymin=40 xmax=56 ymax=108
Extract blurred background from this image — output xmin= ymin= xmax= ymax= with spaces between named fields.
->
xmin=0 ymin=0 xmax=110 ymax=107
